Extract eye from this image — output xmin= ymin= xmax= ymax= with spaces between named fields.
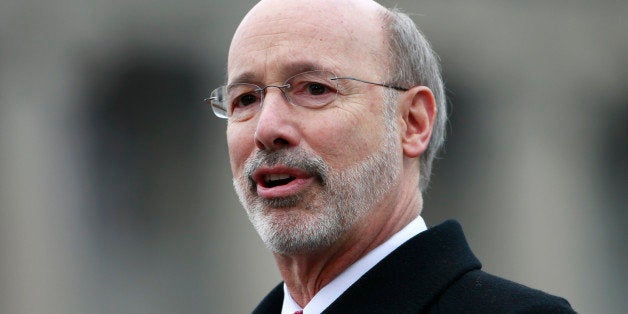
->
xmin=292 ymin=80 xmax=336 ymax=98
xmin=283 ymin=71 xmax=338 ymax=108
xmin=235 ymin=93 xmax=260 ymax=107
xmin=306 ymin=82 xmax=329 ymax=95
xmin=227 ymin=83 xmax=262 ymax=116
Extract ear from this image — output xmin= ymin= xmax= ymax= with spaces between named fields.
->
xmin=398 ymin=86 xmax=437 ymax=158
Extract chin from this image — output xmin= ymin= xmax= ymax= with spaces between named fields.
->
xmin=251 ymin=203 xmax=347 ymax=255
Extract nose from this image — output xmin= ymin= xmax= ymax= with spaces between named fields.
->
xmin=253 ymin=87 xmax=300 ymax=151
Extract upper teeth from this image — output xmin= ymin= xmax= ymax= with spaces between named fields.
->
xmin=265 ymin=174 xmax=290 ymax=182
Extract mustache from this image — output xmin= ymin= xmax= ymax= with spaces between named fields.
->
xmin=243 ymin=149 xmax=329 ymax=186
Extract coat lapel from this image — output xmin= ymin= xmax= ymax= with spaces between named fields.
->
xmin=322 ymin=220 xmax=481 ymax=313
xmin=252 ymin=283 xmax=283 ymax=314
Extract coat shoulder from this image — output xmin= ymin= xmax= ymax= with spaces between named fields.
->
xmin=430 ymin=269 xmax=576 ymax=313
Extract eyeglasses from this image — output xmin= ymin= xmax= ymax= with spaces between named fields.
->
xmin=205 ymin=70 xmax=408 ymax=121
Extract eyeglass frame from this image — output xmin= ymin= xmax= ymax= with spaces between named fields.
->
xmin=204 ymin=70 xmax=409 ymax=120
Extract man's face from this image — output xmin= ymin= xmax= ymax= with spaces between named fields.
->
xmin=226 ymin=1 xmax=402 ymax=254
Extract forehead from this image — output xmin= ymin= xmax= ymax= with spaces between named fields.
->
xmin=227 ymin=2 xmax=387 ymax=83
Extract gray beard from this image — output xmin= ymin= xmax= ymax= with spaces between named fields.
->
xmin=233 ymin=136 xmax=400 ymax=255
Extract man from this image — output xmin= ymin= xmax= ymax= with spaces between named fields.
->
xmin=207 ymin=0 xmax=576 ymax=312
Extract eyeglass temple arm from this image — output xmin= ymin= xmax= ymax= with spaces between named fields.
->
xmin=204 ymin=97 xmax=223 ymax=112
xmin=331 ymin=77 xmax=409 ymax=91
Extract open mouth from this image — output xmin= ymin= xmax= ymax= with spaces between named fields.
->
xmin=251 ymin=166 xmax=315 ymax=199
xmin=263 ymin=174 xmax=296 ymax=188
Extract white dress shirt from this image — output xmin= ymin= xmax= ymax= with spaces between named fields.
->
xmin=281 ymin=215 xmax=428 ymax=314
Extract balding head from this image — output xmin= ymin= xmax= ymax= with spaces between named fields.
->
xmin=228 ymin=0 xmax=391 ymax=83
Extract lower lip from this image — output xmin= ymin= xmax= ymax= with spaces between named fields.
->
xmin=256 ymin=177 xmax=316 ymax=199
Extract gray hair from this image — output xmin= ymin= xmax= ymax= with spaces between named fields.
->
xmin=381 ymin=8 xmax=447 ymax=192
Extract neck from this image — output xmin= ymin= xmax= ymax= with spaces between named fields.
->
xmin=274 ymin=177 xmax=423 ymax=307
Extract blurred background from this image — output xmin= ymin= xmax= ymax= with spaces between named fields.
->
xmin=0 ymin=0 xmax=626 ymax=313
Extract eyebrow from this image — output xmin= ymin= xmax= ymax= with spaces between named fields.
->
xmin=228 ymin=61 xmax=332 ymax=85
xmin=228 ymin=72 xmax=258 ymax=85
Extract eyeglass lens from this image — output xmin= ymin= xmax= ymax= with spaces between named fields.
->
xmin=212 ymin=70 xmax=339 ymax=121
